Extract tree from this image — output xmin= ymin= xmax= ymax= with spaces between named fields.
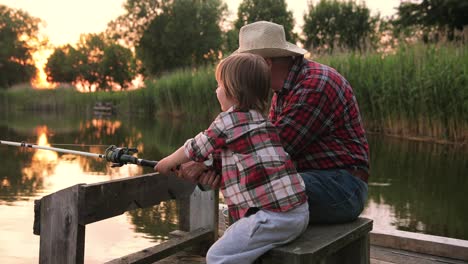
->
xmin=393 ymin=0 xmax=468 ymax=42
xmin=136 ymin=0 xmax=225 ymax=76
xmin=0 ymin=5 xmax=40 ymax=88
xmin=224 ymin=0 xmax=297 ymax=55
xmin=302 ymin=0 xmax=379 ymax=54
xmin=106 ymin=0 xmax=162 ymax=48
xmin=45 ymin=45 xmax=78 ymax=83
xmin=46 ymin=34 xmax=137 ymax=91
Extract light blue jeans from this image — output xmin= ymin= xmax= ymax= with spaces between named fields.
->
xmin=206 ymin=203 xmax=309 ymax=264
xmin=300 ymin=169 xmax=368 ymax=224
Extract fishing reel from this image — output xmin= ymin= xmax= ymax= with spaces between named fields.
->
xmin=104 ymin=145 xmax=139 ymax=167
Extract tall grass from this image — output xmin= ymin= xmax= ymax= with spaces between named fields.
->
xmin=317 ymin=44 xmax=467 ymax=143
xmin=144 ymin=65 xmax=219 ymax=119
xmin=0 ymin=44 xmax=466 ymax=143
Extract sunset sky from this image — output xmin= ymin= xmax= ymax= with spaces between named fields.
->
xmin=1 ymin=0 xmax=401 ymax=46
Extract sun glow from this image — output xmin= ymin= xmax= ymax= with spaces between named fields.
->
xmin=32 ymin=126 xmax=58 ymax=163
xmin=22 ymin=126 xmax=58 ymax=181
xmin=31 ymin=49 xmax=56 ymax=89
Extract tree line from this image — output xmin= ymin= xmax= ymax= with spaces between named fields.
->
xmin=1 ymin=0 xmax=467 ymax=91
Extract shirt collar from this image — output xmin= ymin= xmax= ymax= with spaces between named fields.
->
xmin=277 ymin=56 xmax=305 ymax=95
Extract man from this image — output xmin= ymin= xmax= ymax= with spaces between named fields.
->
xmin=178 ymin=21 xmax=369 ymax=224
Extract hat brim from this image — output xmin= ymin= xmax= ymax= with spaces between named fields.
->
xmin=235 ymin=42 xmax=307 ymax=58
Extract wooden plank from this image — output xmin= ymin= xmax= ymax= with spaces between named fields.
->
xmin=371 ymin=230 xmax=468 ymax=261
xmin=80 ymin=173 xmax=195 ymax=225
xmin=105 ymin=228 xmax=213 ymax=264
xmin=326 ymin=233 xmax=370 ymax=264
xmin=39 ymin=184 xmax=86 ymax=264
xmin=370 ymin=245 xmax=468 ymax=264
xmin=260 ymin=217 xmax=373 ymax=263
xmin=153 ymin=251 xmax=206 ymax=264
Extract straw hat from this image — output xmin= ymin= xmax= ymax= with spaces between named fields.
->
xmin=236 ymin=21 xmax=307 ymax=58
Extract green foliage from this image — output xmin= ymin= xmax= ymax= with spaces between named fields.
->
xmin=45 ymin=45 xmax=79 ymax=83
xmin=0 ymin=5 xmax=40 ymax=88
xmin=393 ymin=0 xmax=468 ymax=42
xmin=106 ymin=0 xmax=162 ymax=48
xmin=2 ymin=44 xmax=466 ymax=143
xmin=46 ymin=34 xmax=137 ymax=90
xmin=302 ymin=0 xmax=379 ymax=54
xmin=136 ymin=0 xmax=226 ymax=76
xmin=144 ymin=65 xmax=218 ymax=119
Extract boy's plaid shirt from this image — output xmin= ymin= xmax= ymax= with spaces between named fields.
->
xmin=269 ymin=57 xmax=369 ymax=172
xmin=184 ymin=107 xmax=307 ymax=221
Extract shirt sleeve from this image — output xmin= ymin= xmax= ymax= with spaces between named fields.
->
xmin=269 ymin=78 xmax=335 ymax=156
xmin=184 ymin=113 xmax=228 ymax=162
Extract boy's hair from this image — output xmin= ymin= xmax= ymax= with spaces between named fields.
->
xmin=215 ymin=53 xmax=271 ymax=113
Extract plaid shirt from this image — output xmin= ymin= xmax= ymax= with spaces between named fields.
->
xmin=184 ymin=107 xmax=307 ymax=221
xmin=269 ymin=57 xmax=369 ymax=172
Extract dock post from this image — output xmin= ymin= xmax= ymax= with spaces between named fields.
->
xmin=179 ymin=186 xmax=219 ymax=255
xmin=38 ymin=184 xmax=85 ymax=264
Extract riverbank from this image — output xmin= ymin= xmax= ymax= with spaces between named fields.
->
xmin=0 ymin=44 xmax=466 ymax=144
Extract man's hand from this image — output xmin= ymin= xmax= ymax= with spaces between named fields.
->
xmin=199 ymin=170 xmax=221 ymax=189
xmin=175 ymin=160 xmax=207 ymax=183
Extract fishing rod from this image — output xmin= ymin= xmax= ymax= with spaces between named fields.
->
xmin=0 ymin=140 xmax=158 ymax=168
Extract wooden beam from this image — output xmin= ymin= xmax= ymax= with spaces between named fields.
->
xmin=80 ymin=173 xmax=195 ymax=225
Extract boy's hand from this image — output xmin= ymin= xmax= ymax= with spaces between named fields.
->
xmin=154 ymin=157 xmax=177 ymax=175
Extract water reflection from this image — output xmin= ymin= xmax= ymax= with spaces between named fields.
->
xmin=0 ymin=111 xmax=467 ymax=263
xmin=362 ymin=134 xmax=468 ymax=240
xmin=0 ymin=113 xmax=205 ymax=263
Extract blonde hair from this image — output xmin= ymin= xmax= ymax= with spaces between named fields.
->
xmin=215 ymin=53 xmax=271 ymax=113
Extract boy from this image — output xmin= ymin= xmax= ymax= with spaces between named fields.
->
xmin=155 ymin=53 xmax=308 ymax=264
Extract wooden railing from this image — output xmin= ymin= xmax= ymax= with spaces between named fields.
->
xmin=33 ymin=173 xmax=218 ymax=264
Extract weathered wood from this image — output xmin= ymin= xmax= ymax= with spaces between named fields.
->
xmin=188 ymin=187 xmax=219 ymax=255
xmin=33 ymin=199 xmax=41 ymax=235
xmin=370 ymin=245 xmax=468 ymax=264
xmin=105 ymin=228 xmax=212 ymax=264
xmin=371 ymin=230 xmax=468 ymax=262
xmin=189 ymin=187 xmax=218 ymax=233
xmin=39 ymin=184 xmax=86 ymax=264
xmin=80 ymin=173 xmax=195 ymax=225
xmin=260 ymin=217 xmax=373 ymax=264
xmin=34 ymin=173 xmax=218 ymax=264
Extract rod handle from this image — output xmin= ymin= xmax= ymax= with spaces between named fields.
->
xmin=139 ymin=159 xmax=158 ymax=168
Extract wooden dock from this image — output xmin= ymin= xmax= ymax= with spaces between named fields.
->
xmin=93 ymin=102 xmax=115 ymax=116
xmin=150 ymin=245 xmax=468 ymax=264
xmin=32 ymin=172 xmax=468 ymax=264
xmin=151 ymin=214 xmax=468 ymax=264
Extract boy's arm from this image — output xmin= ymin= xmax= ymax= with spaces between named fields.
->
xmin=155 ymin=146 xmax=190 ymax=175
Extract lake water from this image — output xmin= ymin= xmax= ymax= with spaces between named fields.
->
xmin=0 ymin=111 xmax=467 ymax=263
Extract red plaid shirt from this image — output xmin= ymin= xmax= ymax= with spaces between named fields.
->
xmin=184 ymin=107 xmax=307 ymax=221
xmin=269 ymin=57 xmax=369 ymax=172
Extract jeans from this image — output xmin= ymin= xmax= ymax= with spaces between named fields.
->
xmin=300 ymin=169 xmax=368 ymax=224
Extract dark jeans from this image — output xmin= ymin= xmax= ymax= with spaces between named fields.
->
xmin=300 ymin=169 xmax=368 ymax=224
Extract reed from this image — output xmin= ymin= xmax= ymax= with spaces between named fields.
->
xmin=317 ymin=44 xmax=467 ymax=143
xmin=0 ymin=44 xmax=465 ymax=143
xmin=144 ymin=65 xmax=219 ymax=119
